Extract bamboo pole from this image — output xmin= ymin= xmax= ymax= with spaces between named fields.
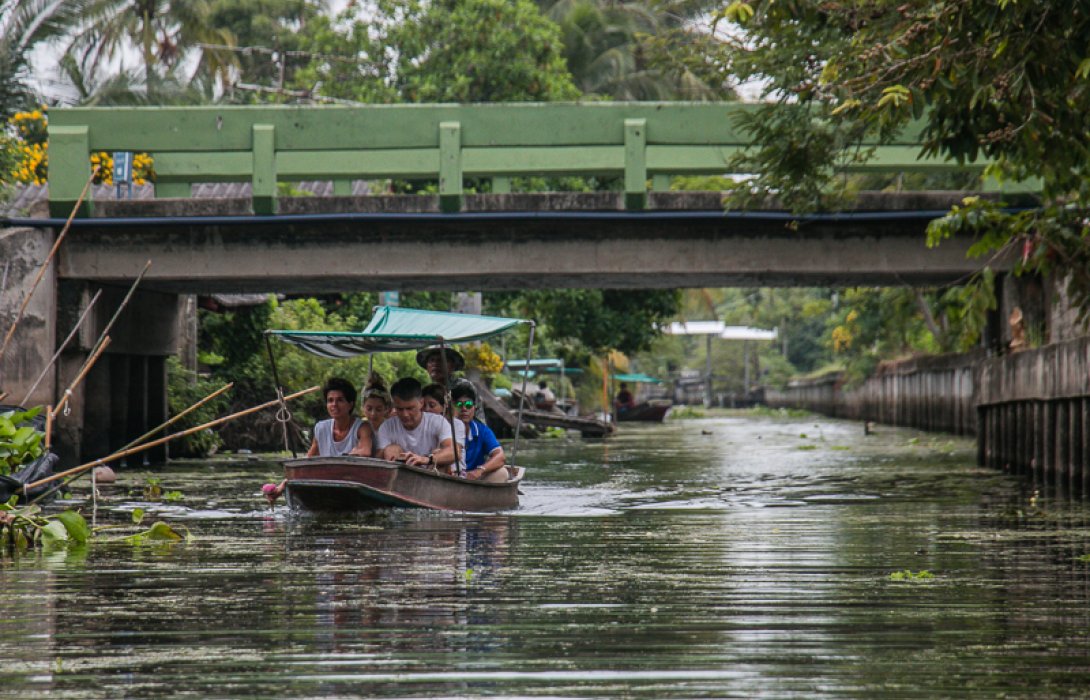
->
xmin=14 ymin=385 xmax=320 ymax=496
xmin=0 ymin=167 xmax=98 ymax=372
xmin=28 ymin=382 xmax=235 ymax=506
xmin=44 ymin=405 xmax=53 ymax=450
xmin=50 ymin=336 xmax=111 ymax=420
xmin=20 ymin=289 xmax=103 ymax=406
xmin=117 ymin=381 xmax=233 ymax=454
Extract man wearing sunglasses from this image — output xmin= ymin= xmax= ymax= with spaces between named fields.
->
xmin=451 ymin=379 xmax=508 ymax=483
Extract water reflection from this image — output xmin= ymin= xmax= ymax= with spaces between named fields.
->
xmin=2 ymin=414 xmax=1090 ymax=698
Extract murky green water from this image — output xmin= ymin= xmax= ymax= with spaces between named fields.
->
xmin=4 ymin=413 xmax=1090 ymax=698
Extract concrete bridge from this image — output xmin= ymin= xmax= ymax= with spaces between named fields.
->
xmin=1 ymin=102 xmax=1034 ymax=464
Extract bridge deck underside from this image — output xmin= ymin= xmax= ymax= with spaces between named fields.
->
xmin=50 ymin=193 xmax=1011 ymax=294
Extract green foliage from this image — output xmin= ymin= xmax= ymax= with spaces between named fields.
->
xmin=888 ymin=569 xmax=935 ymax=582
xmin=492 ymin=289 xmax=681 ymax=355
xmin=208 ymin=0 xmax=323 ymax=98
xmin=64 ymin=0 xmax=238 ymax=90
xmin=0 ymin=501 xmax=89 ymax=552
xmin=123 ymin=520 xmax=187 ymax=544
xmin=538 ymin=0 xmax=731 ymax=101
xmin=166 ymin=357 xmax=229 ymax=458
xmin=0 ymin=0 xmax=88 ymax=117
xmin=698 ymin=0 xmax=1090 ymax=322
xmin=0 ymin=406 xmax=45 ymax=475
xmin=294 ymin=0 xmax=579 ymax=104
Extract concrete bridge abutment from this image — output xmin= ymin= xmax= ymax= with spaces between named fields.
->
xmin=2 ymin=222 xmax=196 ymax=466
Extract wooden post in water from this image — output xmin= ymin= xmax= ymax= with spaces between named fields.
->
xmin=1076 ymin=396 xmax=1085 ymax=490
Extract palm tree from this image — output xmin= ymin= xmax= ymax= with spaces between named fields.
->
xmin=537 ymin=0 xmax=731 ymax=101
xmin=66 ymin=0 xmax=237 ymax=92
xmin=0 ymin=0 xmax=90 ymax=117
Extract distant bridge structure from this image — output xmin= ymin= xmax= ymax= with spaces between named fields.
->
xmin=32 ymin=102 xmax=1036 ymax=294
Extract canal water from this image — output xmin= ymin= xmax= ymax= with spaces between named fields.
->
xmin=3 ymin=412 xmax=1090 ymax=698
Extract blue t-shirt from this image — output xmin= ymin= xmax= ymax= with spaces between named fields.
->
xmin=464 ymin=419 xmax=501 ymax=471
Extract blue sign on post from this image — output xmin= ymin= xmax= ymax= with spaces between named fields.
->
xmin=113 ymin=151 xmax=133 ymax=199
xmin=379 ymin=291 xmax=400 ymax=307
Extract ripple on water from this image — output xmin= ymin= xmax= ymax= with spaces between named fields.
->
xmin=3 ymin=415 xmax=1090 ymax=698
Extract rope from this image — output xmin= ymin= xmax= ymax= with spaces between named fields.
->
xmin=275 ymin=387 xmax=294 ymax=456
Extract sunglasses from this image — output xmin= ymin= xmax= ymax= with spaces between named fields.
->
xmin=454 ymin=400 xmax=475 ymax=409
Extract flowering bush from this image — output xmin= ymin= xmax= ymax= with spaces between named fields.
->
xmin=464 ymin=342 xmax=504 ymax=375
xmin=5 ymin=108 xmax=154 ymax=186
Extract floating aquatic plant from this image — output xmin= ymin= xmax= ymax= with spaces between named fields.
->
xmin=889 ymin=569 xmax=935 ymax=582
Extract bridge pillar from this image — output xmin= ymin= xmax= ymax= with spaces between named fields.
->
xmin=50 ymin=283 xmax=194 ymax=467
xmin=0 ymin=225 xmax=57 ymax=407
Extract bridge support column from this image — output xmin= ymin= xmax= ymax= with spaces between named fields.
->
xmin=0 ymin=225 xmax=57 ymax=407
xmin=51 ymin=284 xmax=192 ymax=466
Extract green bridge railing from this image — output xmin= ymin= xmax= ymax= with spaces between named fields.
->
xmin=48 ymin=102 xmax=984 ymax=217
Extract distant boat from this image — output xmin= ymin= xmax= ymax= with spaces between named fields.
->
xmin=616 ymin=399 xmax=673 ymax=423
xmin=283 ymin=455 xmax=523 ymax=512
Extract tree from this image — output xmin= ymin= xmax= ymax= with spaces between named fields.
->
xmin=294 ymin=0 xmax=579 ymax=104
xmin=208 ymin=0 xmax=326 ymax=101
xmin=0 ymin=0 xmax=89 ymax=117
xmin=66 ymin=0 xmax=237 ymax=92
xmin=536 ymin=0 xmax=731 ymax=100
xmin=695 ymin=1 xmax=1090 ymax=321
xmin=490 ymin=288 xmax=682 ymax=356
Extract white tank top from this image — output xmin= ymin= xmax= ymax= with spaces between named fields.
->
xmin=314 ymin=417 xmax=363 ymax=456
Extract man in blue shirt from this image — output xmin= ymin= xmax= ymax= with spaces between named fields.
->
xmin=450 ymin=379 xmax=508 ymax=483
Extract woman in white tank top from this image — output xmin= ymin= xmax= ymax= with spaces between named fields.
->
xmin=305 ymin=377 xmax=373 ymax=458
xmin=264 ymin=377 xmax=373 ymax=505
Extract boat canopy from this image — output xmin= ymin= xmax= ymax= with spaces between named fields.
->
xmin=613 ymin=372 xmax=663 ymax=384
xmin=269 ymin=306 xmax=530 ymax=359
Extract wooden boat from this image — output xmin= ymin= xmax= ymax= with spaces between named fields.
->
xmin=283 ymin=455 xmax=524 ymax=512
xmin=269 ymin=305 xmax=538 ymax=513
xmin=616 ymin=399 xmax=673 ymax=422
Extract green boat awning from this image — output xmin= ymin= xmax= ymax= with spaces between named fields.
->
xmin=269 ymin=306 xmax=530 ymax=359
xmin=613 ymin=372 xmax=663 ymax=384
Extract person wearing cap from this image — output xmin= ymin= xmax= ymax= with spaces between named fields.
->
xmin=416 ymin=346 xmax=465 ymax=386
xmin=450 ymin=379 xmax=507 ymax=483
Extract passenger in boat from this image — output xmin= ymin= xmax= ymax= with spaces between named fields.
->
xmin=376 ymin=377 xmax=457 ymax=471
xmin=422 ymin=382 xmax=468 ymax=470
xmin=533 ymin=380 xmax=556 ymax=410
xmin=417 ymin=346 xmax=465 ymax=386
xmin=361 ymin=372 xmax=392 ymax=433
xmin=615 ymin=382 xmax=635 ymax=411
xmin=264 ymin=377 xmax=372 ymax=504
xmin=421 ymin=382 xmax=447 ymax=415
xmin=451 ymin=380 xmax=508 ymax=483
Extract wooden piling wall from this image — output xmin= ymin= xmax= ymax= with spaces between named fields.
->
xmin=766 ymin=336 xmax=1090 ymax=480
xmin=765 ymin=351 xmax=981 ymax=436
xmin=976 ymin=336 xmax=1090 ymax=486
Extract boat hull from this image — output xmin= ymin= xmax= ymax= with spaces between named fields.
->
xmin=616 ymin=400 xmax=672 ymax=422
xmin=282 ymin=456 xmax=523 ymax=512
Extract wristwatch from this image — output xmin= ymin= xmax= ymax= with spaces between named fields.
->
xmin=427 ymin=453 xmax=435 ymax=467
